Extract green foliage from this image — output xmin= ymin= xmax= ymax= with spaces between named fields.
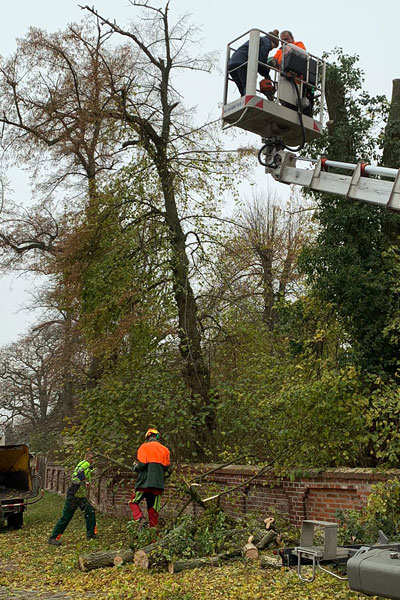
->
xmin=69 ymin=357 xmax=200 ymax=462
xmin=363 ymin=379 xmax=400 ymax=466
xmin=337 ymin=479 xmax=400 ymax=544
xmin=127 ymin=519 xmax=158 ymax=548
xmin=301 ymin=49 xmax=400 ymax=375
xmin=28 ymin=431 xmax=61 ymax=455
xmin=209 ymin=295 xmax=369 ymax=467
xmin=336 ymin=509 xmax=368 ymax=545
xmin=309 ymin=48 xmax=388 ymax=163
xmin=127 ymin=510 xmax=250 ymax=563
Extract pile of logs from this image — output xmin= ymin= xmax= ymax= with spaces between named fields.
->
xmin=78 ymin=516 xmax=282 ymax=573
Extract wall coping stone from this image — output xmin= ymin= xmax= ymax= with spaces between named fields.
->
xmin=46 ymin=462 xmax=400 ymax=481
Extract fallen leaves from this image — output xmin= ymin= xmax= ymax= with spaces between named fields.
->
xmin=0 ymin=492 xmax=375 ymax=599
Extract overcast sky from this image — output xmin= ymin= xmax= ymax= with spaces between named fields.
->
xmin=0 ymin=0 xmax=399 ymax=345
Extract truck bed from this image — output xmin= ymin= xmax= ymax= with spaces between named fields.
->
xmin=0 ymin=444 xmax=32 ymax=499
xmin=0 ymin=488 xmax=31 ymax=501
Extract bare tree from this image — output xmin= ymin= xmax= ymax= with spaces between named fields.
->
xmin=200 ymin=189 xmax=314 ymax=331
xmin=0 ymin=19 xmax=134 ymax=198
xmin=0 ymin=326 xmax=67 ymax=435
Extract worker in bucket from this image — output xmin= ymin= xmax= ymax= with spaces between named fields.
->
xmin=268 ymin=30 xmax=313 ymax=116
xmin=129 ymin=428 xmax=171 ymax=528
xmin=48 ymin=450 xmax=97 ymax=546
xmin=228 ymin=29 xmax=279 ymax=97
xmin=269 ymin=30 xmax=306 ymax=69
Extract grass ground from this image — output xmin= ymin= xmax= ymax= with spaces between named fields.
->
xmin=0 ymin=492 xmax=376 ymax=599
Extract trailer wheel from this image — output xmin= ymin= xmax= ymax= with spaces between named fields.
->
xmin=7 ymin=512 xmax=23 ymax=529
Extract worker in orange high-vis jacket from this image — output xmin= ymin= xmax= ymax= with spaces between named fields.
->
xmin=129 ymin=428 xmax=171 ymax=528
xmin=269 ymin=30 xmax=306 ymax=69
xmin=267 ymin=30 xmax=314 ymax=115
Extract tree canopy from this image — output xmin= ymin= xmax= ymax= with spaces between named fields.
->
xmin=1 ymin=10 xmax=400 ymax=470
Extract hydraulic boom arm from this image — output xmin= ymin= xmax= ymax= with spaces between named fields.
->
xmin=265 ymin=150 xmax=400 ymax=212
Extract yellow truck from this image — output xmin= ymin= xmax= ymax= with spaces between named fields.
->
xmin=0 ymin=444 xmax=42 ymax=528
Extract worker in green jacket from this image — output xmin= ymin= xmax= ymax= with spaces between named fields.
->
xmin=48 ymin=450 xmax=97 ymax=546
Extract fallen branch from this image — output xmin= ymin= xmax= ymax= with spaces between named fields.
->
xmin=134 ymin=521 xmax=195 ymax=569
xmin=92 ymin=450 xmax=132 ymax=472
xmin=256 ymin=530 xmax=277 ymax=550
xmin=190 ymin=454 xmax=255 ymax=483
xmin=201 ymin=463 xmax=273 ymax=504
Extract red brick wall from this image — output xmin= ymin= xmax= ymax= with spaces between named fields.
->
xmin=43 ymin=461 xmax=400 ymax=526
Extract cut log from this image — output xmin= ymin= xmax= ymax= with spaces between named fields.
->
xmin=134 ymin=548 xmax=152 ymax=569
xmin=133 ymin=539 xmax=169 ymax=569
xmin=113 ymin=549 xmax=135 ymax=567
xmin=78 ymin=548 xmax=134 ymax=571
xmin=242 ymin=537 xmax=259 ymax=560
xmin=264 ymin=517 xmax=275 ymax=530
xmin=168 ymin=550 xmax=241 ymax=574
xmin=251 ymin=528 xmax=269 ymax=546
xmin=78 ymin=521 xmax=195 ymax=572
xmin=256 ymin=530 xmax=277 ymax=550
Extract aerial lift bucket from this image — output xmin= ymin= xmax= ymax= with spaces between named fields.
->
xmin=222 ymin=29 xmax=326 ymax=147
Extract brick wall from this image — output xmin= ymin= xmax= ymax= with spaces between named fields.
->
xmin=42 ymin=461 xmax=400 ymax=526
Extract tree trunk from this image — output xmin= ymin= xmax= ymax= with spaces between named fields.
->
xmin=78 ymin=548 xmax=134 ymax=571
xmin=158 ymin=164 xmax=215 ymax=457
xmin=258 ymin=248 xmax=275 ymax=330
xmin=382 ymin=79 xmax=400 ymax=169
xmin=325 ymin=64 xmax=355 ymax=161
xmin=381 ymin=79 xmax=400 ymax=240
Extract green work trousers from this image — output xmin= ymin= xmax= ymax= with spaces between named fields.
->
xmin=51 ymin=496 xmax=96 ymax=538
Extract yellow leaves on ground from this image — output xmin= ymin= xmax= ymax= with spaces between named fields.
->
xmin=0 ymin=492 xmax=375 ymax=600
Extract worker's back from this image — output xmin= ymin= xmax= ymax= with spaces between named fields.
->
xmin=136 ymin=440 xmax=170 ymax=490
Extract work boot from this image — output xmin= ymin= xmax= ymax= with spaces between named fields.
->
xmin=86 ymin=533 xmax=98 ymax=540
xmin=48 ymin=536 xmax=61 ymax=546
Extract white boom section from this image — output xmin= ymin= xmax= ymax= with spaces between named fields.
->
xmin=269 ymin=152 xmax=400 ymax=212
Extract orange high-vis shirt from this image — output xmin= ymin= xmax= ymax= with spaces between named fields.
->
xmin=273 ymin=41 xmax=306 ymax=68
xmin=137 ymin=440 xmax=170 ymax=467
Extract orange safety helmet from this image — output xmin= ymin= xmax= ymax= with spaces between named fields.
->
xmin=145 ymin=428 xmax=160 ymax=440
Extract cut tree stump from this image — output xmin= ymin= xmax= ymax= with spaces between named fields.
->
xmin=134 ymin=542 xmax=164 ymax=570
xmin=242 ymin=536 xmax=259 ymax=560
xmin=78 ymin=548 xmax=134 ymax=571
